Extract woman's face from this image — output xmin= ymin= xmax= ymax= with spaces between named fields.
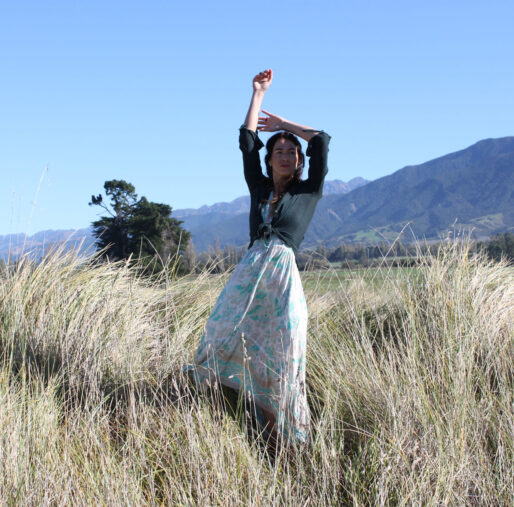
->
xmin=269 ymin=138 xmax=300 ymax=181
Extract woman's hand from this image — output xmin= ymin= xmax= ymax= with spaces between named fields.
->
xmin=253 ymin=69 xmax=273 ymax=92
xmin=244 ymin=70 xmax=273 ymax=132
xmin=258 ymin=110 xmax=285 ymax=132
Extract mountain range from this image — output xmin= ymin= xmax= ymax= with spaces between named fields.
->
xmin=309 ymin=136 xmax=514 ymax=246
xmin=176 ymin=137 xmax=513 ymax=250
xmin=1 ymin=136 xmax=512 ymax=259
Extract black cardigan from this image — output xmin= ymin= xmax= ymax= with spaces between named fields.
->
xmin=239 ymin=126 xmax=331 ymax=254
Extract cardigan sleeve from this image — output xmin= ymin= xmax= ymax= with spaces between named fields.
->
xmin=239 ymin=125 xmax=265 ymax=192
xmin=305 ymin=131 xmax=331 ymax=194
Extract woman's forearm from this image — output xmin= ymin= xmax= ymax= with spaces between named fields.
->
xmin=259 ymin=110 xmax=321 ymax=141
xmin=280 ymin=119 xmax=320 ymax=142
xmin=244 ymin=90 xmax=266 ymax=132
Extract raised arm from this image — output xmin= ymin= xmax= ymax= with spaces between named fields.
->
xmin=244 ymin=69 xmax=273 ymax=131
xmin=258 ymin=110 xmax=320 ymax=142
xmin=240 ymin=70 xmax=273 ymax=191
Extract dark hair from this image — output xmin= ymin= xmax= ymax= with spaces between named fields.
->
xmin=264 ymin=132 xmax=305 ymax=203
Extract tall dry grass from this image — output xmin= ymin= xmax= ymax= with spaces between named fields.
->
xmin=0 ymin=241 xmax=512 ymax=505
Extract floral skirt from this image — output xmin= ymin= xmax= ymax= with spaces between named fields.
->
xmin=188 ymin=236 xmax=310 ymax=442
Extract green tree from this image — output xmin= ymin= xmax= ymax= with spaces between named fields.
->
xmin=89 ymin=180 xmax=191 ymax=273
xmin=90 ymin=180 xmax=137 ymax=260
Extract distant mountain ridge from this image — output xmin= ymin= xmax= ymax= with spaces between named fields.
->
xmin=0 ymin=229 xmax=95 ymax=261
xmin=2 ymin=137 xmax=513 ymax=258
xmin=308 ymin=136 xmax=514 ymax=246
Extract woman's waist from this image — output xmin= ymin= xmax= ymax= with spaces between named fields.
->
xmin=252 ymin=234 xmax=290 ymax=250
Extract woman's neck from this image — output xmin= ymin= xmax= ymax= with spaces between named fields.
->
xmin=273 ymin=176 xmax=292 ymax=197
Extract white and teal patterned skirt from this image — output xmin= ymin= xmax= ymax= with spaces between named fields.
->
xmin=188 ymin=235 xmax=310 ymax=443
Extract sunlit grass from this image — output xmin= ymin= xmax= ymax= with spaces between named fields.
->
xmin=0 ymin=241 xmax=512 ymax=504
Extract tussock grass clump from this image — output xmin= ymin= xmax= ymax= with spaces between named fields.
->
xmin=0 ymin=241 xmax=512 ymax=505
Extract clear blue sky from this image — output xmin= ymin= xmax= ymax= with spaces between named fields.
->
xmin=1 ymin=0 xmax=513 ymax=235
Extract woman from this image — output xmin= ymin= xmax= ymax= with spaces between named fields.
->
xmin=189 ymin=69 xmax=330 ymax=444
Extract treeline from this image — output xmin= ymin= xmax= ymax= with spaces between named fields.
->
xmin=308 ymin=241 xmax=439 ymax=269
xmin=190 ymin=240 xmax=447 ymax=272
xmin=185 ymin=232 xmax=514 ymax=273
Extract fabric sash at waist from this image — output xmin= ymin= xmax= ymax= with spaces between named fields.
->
xmin=256 ymin=222 xmax=273 ymax=240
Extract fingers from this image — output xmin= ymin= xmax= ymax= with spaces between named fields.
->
xmin=254 ymin=69 xmax=273 ymax=81
xmin=258 ymin=112 xmax=277 ymax=122
xmin=257 ymin=114 xmax=279 ymax=132
xmin=263 ymin=69 xmax=272 ymax=81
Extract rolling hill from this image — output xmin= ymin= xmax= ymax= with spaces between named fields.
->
xmin=309 ymin=136 xmax=514 ymax=245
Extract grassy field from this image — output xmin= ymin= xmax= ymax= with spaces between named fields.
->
xmin=0 ymin=242 xmax=512 ymax=505
xmin=300 ymin=265 xmax=420 ymax=293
